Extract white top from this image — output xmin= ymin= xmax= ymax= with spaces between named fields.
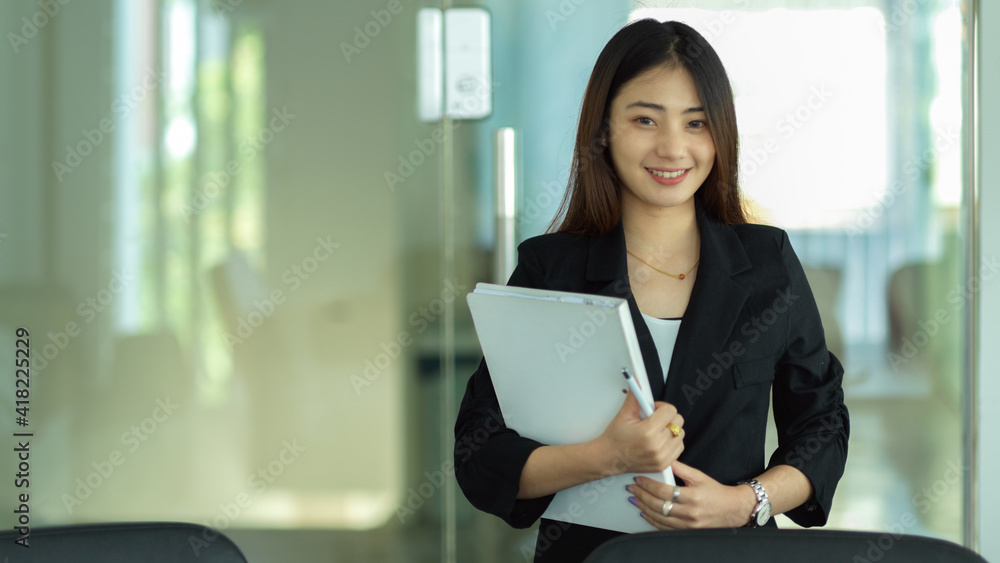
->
xmin=641 ymin=313 xmax=682 ymax=384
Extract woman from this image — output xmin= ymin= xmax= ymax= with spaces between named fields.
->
xmin=455 ymin=19 xmax=849 ymax=561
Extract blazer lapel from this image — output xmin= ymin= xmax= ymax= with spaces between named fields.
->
xmin=581 ymin=202 xmax=753 ymax=409
xmin=584 ymin=220 xmax=667 ymax=400
xmin=663 ymin=206 xmax=751 ymax=411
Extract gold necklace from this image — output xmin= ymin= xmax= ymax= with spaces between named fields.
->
xmin=626 ymin=249 xmax=699 ymax=280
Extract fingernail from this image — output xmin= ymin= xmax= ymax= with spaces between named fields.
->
xmin=633 ymin=477 xmax=640 ymax=484
xmin=625 ymin=485 xmax=632 ymax=493
xmin=628 ymin=497 xmax=637 ymax=506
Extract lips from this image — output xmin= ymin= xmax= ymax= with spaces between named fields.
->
xmin=646 ymin=168 xmax=687 ymax=178
xmin=646 ymin=167 xmax=690 ymax=185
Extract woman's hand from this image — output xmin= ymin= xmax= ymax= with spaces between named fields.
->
xmin=592 ymin=391 xmax=685 ymax=475
xmin=518 ymin=392 xmax=685 ymax=499
xmin=627 ymin=461 xmax=757 ymax=529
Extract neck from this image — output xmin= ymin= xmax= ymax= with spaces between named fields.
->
xmin=621 ymin=197 xmax=699 ymax=258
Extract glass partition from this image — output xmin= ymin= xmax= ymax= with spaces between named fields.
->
xmin=0 ymin=0 xmax=973 ymax=561
xmin=1 ymin=0 xmax=458 ymax=559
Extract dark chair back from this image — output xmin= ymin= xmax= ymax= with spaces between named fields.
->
xmin=0 ymin=522 xmax=247 ymax=562
xmin=582 ymin=529 xmax=988 ymax=563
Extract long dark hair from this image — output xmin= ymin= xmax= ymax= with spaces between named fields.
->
xmin=549 ymin=19 xmax=746 ymax=235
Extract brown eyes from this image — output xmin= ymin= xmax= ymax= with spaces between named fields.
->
xmin=633 ymin=117 xmax=708 ymax=129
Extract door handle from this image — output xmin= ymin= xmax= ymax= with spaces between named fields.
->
xmin=494 ymin=127 xmax=517 ymax=285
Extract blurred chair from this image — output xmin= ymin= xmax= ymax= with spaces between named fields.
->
xmin=802 ymin=266 xmax=844 ymax=362
xmin=582 ymin=529 xmax=987 ymax=563
xmin=888 ymin=262 xmax=933 ymax=364
xmin=208 ymin=250 xmax=298 ymax=470
xmin=0 ymin=522 xmax=247 ymax=562
xmin=887 ymin=260 xmax=962 ymax=405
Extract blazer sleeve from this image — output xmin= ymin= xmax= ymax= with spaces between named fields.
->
xmin=453 ymin=243 xmax=555 ymax=528
xmin=767 ymin=231 xmax=851 ymax=527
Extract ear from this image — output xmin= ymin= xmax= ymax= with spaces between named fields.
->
xmin=599 ymin=122 xmax=611 ymax=146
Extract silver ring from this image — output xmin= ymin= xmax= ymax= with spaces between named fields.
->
xmin=661 ymin=499 xmax=674 ymax=517
xmin=672 ymin=485 xmax=680 ymax=503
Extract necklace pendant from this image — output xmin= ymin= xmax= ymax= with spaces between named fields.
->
xmin=679 ymin=274 xmax=685 ymax=280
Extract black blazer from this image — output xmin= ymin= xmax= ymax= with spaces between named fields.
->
xmin=455 ymin=204 xmax=850 ymax=530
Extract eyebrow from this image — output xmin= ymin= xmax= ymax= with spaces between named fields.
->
xmin=625 ymin=101 xmax=704 ymax=113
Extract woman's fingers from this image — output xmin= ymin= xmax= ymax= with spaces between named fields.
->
xmin=649 ymin=401 xmax=678 ymax=424
xmin=632 ymin=468 xmax=752 ymax=529
xmin=649 ymin=403 xmax=684 ymax=434
xmin=627 ymin=481 xmax=682 ymax=529
xmin=670 ymin=460 xmax=704 ymax=485
xmin=634 ymin=403 xmax=686 ymax=471
xmin=601 ymin=397 xmax=686 ymax=473
xmin=630 ymin=477 xmax=677 ymax=502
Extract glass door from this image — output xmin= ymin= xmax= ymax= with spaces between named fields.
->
xmin=2 ymin=0 xmax=461 ymax=560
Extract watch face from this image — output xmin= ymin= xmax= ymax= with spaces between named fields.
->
xmin=755 ymin=502 xmax=773 ymax=526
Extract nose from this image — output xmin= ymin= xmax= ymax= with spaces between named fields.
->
xmin=656 ymin=125 xmax=687 ymax=160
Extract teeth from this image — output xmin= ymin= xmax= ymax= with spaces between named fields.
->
xmin=648 ymin=168 xmax=687 ymax=179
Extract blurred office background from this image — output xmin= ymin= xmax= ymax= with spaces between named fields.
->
xmin=0 ymin=0 xmax=996 ymax=561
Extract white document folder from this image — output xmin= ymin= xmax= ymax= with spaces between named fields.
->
xmin=466 ymin=283 xmax=674 ymax=533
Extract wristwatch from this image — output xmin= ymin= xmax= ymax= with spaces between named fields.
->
xmin=737 ymin=479 xmax=772 ymax=527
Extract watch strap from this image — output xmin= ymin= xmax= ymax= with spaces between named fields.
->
xmin=737 ymin=479 xmax=769 ymax=527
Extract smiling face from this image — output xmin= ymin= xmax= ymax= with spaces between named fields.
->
xmin=607 ymin=64 xmax=716 ymax=215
